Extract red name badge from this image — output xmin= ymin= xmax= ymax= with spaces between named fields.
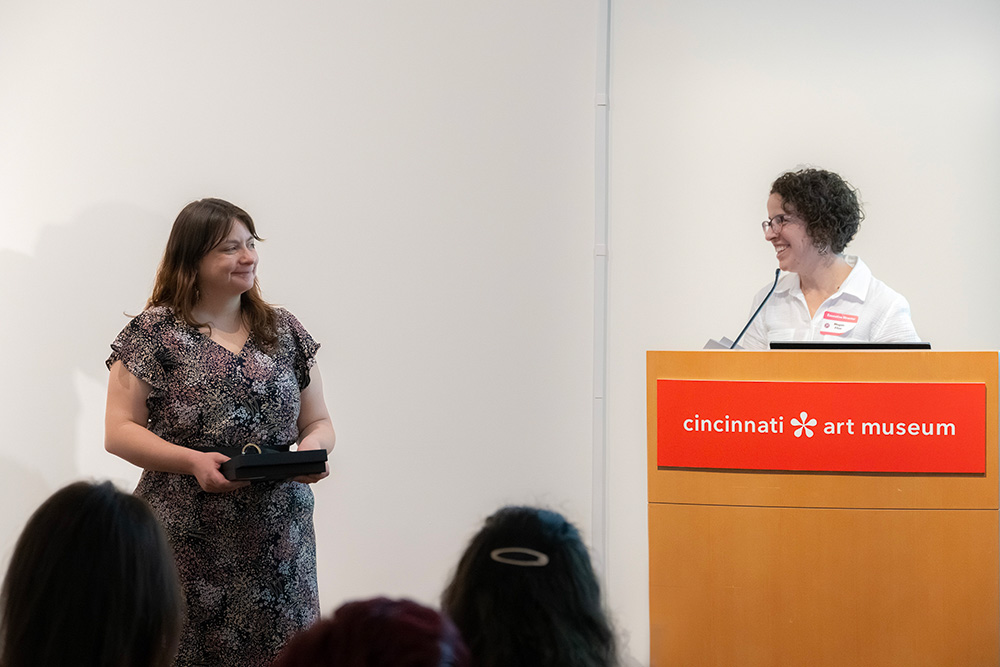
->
xmin=656 ymin=379 xmax=986 ymax=473
xmin=820 ymin=311 xmax=859 ymax=336
xmin=823 ymin=311 xmax=859 ymax=323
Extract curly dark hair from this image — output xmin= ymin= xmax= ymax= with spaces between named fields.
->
xmin=770 ymin=168 xmax=864 ymax=254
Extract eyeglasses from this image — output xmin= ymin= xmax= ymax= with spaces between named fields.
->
xmin=761 ymin=214 xmax=795 ymax=233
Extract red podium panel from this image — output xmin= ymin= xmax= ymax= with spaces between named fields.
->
xmin=647 ymin=351 xmax=998 ymax=667
xmin=656 ymin=379 xmax=986 ymax=473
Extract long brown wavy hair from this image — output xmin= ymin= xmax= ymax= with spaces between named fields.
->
xmin=147 ymin=198 xmax=278 ymax=352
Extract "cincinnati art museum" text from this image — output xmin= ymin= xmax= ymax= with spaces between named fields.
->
xmin=682 ymin=415 xmax=957 ymax=436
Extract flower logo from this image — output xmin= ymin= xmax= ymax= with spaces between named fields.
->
xmin=791 ymin=411 xmax=817 ymax=438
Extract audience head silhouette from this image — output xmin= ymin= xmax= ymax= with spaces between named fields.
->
xmin=272 ymin=596 xmax=470 ymax=667
xmin=442 ymin=505 xmax=617 ymax=667
xmin=0 ymin=480 xmax=183 ymax=667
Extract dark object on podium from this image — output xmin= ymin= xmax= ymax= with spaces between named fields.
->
xmin=218 ymin=443 xmax=328 ymax=482
xmin=769 ymin=341 xmax=931 ymax=350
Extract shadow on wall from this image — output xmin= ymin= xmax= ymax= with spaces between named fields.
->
xmin=0 ymin=202 xmax=165 ymax=566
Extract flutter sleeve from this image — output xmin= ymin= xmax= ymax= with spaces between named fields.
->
xmin=105 ymin=308 xmax=170 ymax=389
xmin=279 ymin=309 xmax=321 ymax=390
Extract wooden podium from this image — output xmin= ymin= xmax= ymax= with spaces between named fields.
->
xmin=647 ymin=351 xmax=999 ymax=666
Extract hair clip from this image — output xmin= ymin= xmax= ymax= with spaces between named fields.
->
xmin=489 ymin=547 xmax=549 ymax=567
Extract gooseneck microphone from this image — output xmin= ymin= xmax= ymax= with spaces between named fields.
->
xmin=730 ymin=268 xmax=781 ymax=349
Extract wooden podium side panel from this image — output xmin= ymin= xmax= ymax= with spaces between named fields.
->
xmin=649 ymin=503 xmax=999 ymax=667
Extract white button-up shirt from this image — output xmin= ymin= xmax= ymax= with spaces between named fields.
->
xmin=740 ymin=256 xmax=920 ymax=350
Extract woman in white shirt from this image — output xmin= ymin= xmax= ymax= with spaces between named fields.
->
xmin=740 ymin=168 xmax=920 ymax=350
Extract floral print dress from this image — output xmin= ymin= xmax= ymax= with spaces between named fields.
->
xmin=107 ymin=306 xmax=321 ymax=667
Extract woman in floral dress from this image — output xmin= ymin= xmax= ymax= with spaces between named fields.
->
xmin=105 ymin=198 xmax=335 ymax=667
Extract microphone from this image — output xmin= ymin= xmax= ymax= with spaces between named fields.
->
xmin=730 ymin=268 xmax=781 ymax=349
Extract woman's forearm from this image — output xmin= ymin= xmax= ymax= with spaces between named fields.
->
xmin=297 ymin=418 xmax=336 ymax=453
xmin=105 ymin=420 xmax=200 ymax=475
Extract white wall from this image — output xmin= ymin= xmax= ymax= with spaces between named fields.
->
xmin=4 ymin=1 xmax=1000 ymax=666
xmin=0 ymin=0 xmax=607 ymax=654
xmin=608 ymin=0 xmax=1000 ymax=662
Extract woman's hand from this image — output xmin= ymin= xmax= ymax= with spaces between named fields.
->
xmin=191 ymin=451 xmax=250 ymax=493
xmin=292 ymin=462 xmax=330 ymax=485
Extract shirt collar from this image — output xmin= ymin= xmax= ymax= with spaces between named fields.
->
xmin=837 ymin=255 xmax=872 ymax=301
xmin=776 ymin=255 xmax=872 ymax=302
xmin=774 ymin=271 xmax=799 ymax=295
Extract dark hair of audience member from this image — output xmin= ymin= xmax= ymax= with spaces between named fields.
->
xmin=441 ymin=506 xmax=617 ymax=667
xmin=0 ymin=480 xmax=183 ymax=667
xmin=272 ymin=596 xmax=470 ymax=667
